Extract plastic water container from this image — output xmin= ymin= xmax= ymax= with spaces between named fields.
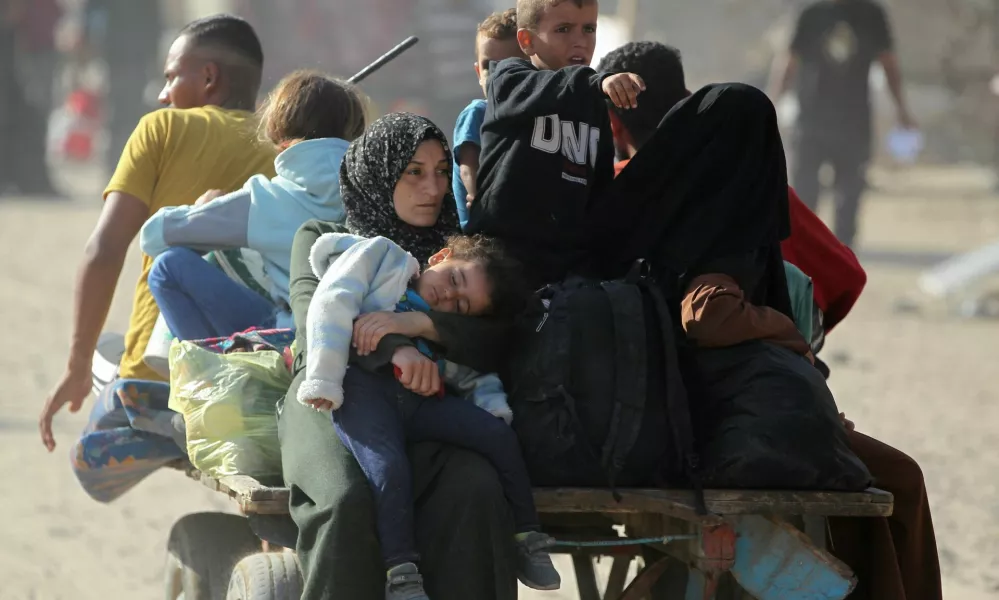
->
xmin=144 ymin=313 xmax=175 ymax=378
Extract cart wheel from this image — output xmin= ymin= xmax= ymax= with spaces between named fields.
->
xmin=226 ymin=552 xmax=303 ymax=600
xmin=165 ymin=512 xmax=261 ymax=600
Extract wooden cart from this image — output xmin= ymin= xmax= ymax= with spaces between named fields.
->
xmin=171 ymin=469 xmax=892 ymax=600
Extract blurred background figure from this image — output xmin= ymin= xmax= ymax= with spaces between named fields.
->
xmin=769 ymin=0 xmax=915 ymax=249
xmin=0 ymin=0 xmax=61 ymax=196
xmin=79 ymin=0 xmax=163 ymax=175
xmin=14 ymin=0 xmax=62 ymax=116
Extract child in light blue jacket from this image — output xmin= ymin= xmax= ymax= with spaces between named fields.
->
xmin=140 ymin=71 xmax=366 ymax=340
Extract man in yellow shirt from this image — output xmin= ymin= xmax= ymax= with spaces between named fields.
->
xmin=39 ymin=14 xmax=276 ymax=474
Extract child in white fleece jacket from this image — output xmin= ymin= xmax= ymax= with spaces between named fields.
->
xmin=298 ymin=232 xmax=513 ymax=422
xmin=299 ymin=232 xmax=561 ymax=595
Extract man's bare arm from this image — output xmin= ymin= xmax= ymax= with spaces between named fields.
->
xmin=39 ymin=192 xmax=149 ymax=451
xmin=879 ymin=51 xmax=915 ymax=128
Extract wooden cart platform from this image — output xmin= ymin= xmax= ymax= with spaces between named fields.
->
xmin=185 ymin=469 xmax=893 ymax=600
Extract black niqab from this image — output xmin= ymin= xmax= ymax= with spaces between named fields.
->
xmin=593 ymin=83 xmax=793 ymax=318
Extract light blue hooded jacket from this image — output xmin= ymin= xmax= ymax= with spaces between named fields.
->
xmin=140 ymin=137 xmax=350 ymax=329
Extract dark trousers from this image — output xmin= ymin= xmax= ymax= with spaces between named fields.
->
xmin=332 ymin=367 xmax=539 ymax=568
xmin=280 ymin=365 xmax=518 ymax=600
xmin=829 ymin=431 xmax=942 ymax=600
xmin=792 ymin=132 xmax=869 ymax=249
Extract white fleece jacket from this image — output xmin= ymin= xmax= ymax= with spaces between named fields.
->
xmin=297 ymin=232 xmax=513 ymax=423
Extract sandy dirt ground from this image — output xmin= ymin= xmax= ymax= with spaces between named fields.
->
xmin=0 ymin=163 xmax=996 ymax=599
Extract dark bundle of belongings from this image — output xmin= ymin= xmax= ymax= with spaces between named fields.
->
xmin=505 ymin=84 xmax=870 ymax=499
xmin=508 ymin=272 xmax=697 ymax=494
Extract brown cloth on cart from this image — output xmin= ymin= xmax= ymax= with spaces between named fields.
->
xmin=830 ymin=431 xmax=943 ymax=600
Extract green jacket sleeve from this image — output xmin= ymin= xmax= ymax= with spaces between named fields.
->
xmin=425 ymin=312 xmax=512 ymax=374
xmin=289 ymin=219 xmax=339 ymax=338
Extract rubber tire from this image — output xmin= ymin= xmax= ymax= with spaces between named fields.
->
xmin=226 ymin=552 xmax=303 ymax=600
xmin=165 ymin=512 xmax=262 ymax=600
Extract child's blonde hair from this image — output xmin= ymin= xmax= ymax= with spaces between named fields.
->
xmin=477 ymin=8 xmax=519 ymax=55
xmin=516 ymin=0 xmax=592 ymax=30
xmin=257 ymin=70 xmax=367 ymax=147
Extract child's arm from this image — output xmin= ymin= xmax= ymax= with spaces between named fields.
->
xmin=457 ymin=144 xmax=480 ymax=207
xmin=489 ymin=58 xmax=645 ymax=119
xmin=488 ymin=58 xmax=611 ymax=120
xmin=452 ymin=101 xmax=487 ymax=221
xmin=441 ymin=361 xmax=513 ymax=424
xmin=297 ymin=234 xmax=419 ymax=410
xmin=139 ymin=187 xmax=253 ymax=257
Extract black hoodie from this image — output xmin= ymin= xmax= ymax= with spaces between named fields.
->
xmin=466 ymin=58 xmax=615 ymax=286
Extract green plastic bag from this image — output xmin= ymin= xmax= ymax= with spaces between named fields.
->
xmin=168 ymin=341 xmax=291 ymax=479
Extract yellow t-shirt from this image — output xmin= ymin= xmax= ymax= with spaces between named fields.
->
xmin=105 ymin=106 xmax=277 ymax=381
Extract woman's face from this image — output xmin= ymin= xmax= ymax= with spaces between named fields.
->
xmin=393 ymin=140 xmax=450 ymax=227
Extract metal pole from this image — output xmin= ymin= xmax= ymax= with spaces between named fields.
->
xmin=347 ymin=36 xmax=420 ymax=85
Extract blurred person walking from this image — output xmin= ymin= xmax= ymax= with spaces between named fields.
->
xmin=82 ymin=0 xmax=163 ymax=176
xmin=770 ymin=0 xmax=914 ymax=248
xmin=0 ymin=0 xmax=60 ymax=197
xmin=14 ymin=0 xmax=62 ymax=114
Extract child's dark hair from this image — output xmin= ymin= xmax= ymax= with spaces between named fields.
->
xmin=446 ymin=234 xmax=530 ymax=317
xmin=597 ymin=42 xmax=687 ymax=147
xmin=257 ymin=70 xmax=367 ymax=147
xmin=517 ymin=0 xmax=592 ymax=30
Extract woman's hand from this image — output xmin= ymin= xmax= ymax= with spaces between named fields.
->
xmin=840 ymin=412 xmax=856 ymax=432
xmin=353 ymin=311 xmax=434 ymax=356
xmin=391 ymin=346 xmax=441 ymax=397
xmin=195 ymin=189 xmax=225 ymax=206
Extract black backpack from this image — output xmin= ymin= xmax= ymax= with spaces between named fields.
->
xmin=508 ymin=274 xmax=704 ymax=505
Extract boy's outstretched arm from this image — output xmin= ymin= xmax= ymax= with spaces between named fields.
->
xmin=488 ymin=58 xmax=612 ymax=120
xmin=601 ymin=73 xmax=645 ymax=110
xmin=39 ymin=192 xmax=149 ymax=451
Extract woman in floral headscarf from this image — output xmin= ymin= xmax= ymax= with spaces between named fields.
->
xmin=279 ymin=113 xmax=519 ymax=600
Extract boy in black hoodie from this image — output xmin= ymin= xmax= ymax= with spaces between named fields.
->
xmin=465 ymin=0 xmax=645 ymax=286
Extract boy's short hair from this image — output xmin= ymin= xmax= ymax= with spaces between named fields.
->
xmin=180 ymin=14 xmax=264 ymax=67
xmin=478 ymin=8 xmax=519 ymax=47
xmin=179 ymin=14 xmax=264 ymax=100
xmin=597 ymin=41 xmax=687 ymax=147
xmin=446 ymin=235 xmax=530 ymax=317
xmin=517 ymin=0 xmax=591 ymax=30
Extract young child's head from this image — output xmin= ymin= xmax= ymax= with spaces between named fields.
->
xmin=515 ymin=0 xmax=598 ymax=71
xmin=415 ymin=235 xmax=528 ymax=317
xmin=257 ymin=70 xmax=367 ymax=150
xmin=475 ymin=9 xmax=528 ymax=95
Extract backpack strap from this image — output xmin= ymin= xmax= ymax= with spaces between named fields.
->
xmin=640 ymin=280 xmax=708 ymax=515
xmin=598 ymin=281 xmax=648 ymax=498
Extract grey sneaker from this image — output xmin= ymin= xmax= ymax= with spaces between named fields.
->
xmin=386 ymin=563 xmax=430 ymax=600
xmin=515 ymin=532 xmax=561 ymax=590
